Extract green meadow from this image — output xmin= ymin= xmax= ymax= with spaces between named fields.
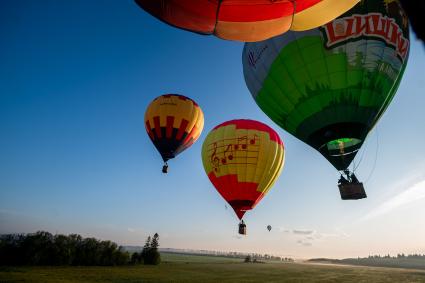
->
xmin=2 ymin=253 xmax=425 ymax=283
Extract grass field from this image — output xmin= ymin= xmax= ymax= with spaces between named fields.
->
xmin=1 ymin=253 xmax=425 ymax=283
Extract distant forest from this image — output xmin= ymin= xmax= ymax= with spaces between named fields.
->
xmin=309 ymin=254 xmax=425 ymax=270
xmin=0 ymin=231 xmax=160 ymax=266
xmin=159 ymin=250 xmax=293 ymax=263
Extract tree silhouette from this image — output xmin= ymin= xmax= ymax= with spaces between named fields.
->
xmin=143 ymin=233 xmax=161 ymax=265
xmin=141 ymin=235 xmax=151 ymax=262
xmin=151 ymin=233 xmax=159 ymax=249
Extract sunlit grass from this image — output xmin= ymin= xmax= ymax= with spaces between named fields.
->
xmin=1 ymin=253 xmax=425 ymax=283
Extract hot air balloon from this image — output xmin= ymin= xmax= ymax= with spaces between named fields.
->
xmin=399 ymin=0 xmax=425 ymax=44
xmin=145 ymin=94 xmax=204 ymax=173
xmin=243 ymin=0 xmax=409 ymax=199
xmin=134 ymin=0 xmax=360 ymax=42
xmin=201 ymin=119 xmax=285 ymax=234
xmin=267 ymin=225 xmax=272 ymax=232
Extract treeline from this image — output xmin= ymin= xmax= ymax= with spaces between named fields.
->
xmin=341 ymin=253 xmax=425 ymax=270
xmin=244 ymin=255 xmax=294 ymax=263
xmin=244 ymin=254 xmax=293 ymax=262
xmin=364 ymin=254 xmax=425 ymax=259
xmin=214 ymin=252 xmax=292 ymax=262
xmin=0 ymin=231 xmax=129 ymax=266
xmin=0 ymin=231 xmax=160 ymax=266
xmin=309 ymin=254 xmax=425 ymax=270
xmin=162 ymin=249 xmax=293 ymax=262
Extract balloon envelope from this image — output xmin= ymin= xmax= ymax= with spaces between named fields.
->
xmin=135 ymin=0 xmax=359 ymax=42
xmin=145 ymin=94 xmax=204 ymax=164
xmin=399 ymin=0 xmax=425 ymax=44
xmin=243 ymin=0 xmax=409 ymax=171
xmin=202 ymin=119 xmax=285 ymax=220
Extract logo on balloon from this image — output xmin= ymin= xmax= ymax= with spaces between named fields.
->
xmin=322 ymin=13 xmax=409 ymax=62
xmin=247 ymin=45 xmax=268 ymax=69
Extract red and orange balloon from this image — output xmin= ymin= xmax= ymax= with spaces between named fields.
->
xmin=135 ymin=0 xmax=359 ymax=42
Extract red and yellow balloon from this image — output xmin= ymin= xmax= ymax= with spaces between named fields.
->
xmin=145 ymin=94 xmax=204 ymax=172
xmin=135 ymin=0 xmax=359 ymax=42
xmin=201 ymin=119 xmax=285 ymax=221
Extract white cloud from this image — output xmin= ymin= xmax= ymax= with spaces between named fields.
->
xmin=297 ymin=239 xmax=312 ymax=247
xmin=279 ymin=227 xmax=349 ymax=247
xmin=278 ymin=227 xmax=290 ymax=233
xmin=361 ymin=179 xmax=425 ymax=221
xmin=292 ymin=229 xmax=315 ymax=235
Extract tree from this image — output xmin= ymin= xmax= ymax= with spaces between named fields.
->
xmin=53 ymin=234 xmax=72 ymax=265
xmin=143 ymin=233 xmax=161 ymax=265
xmin=151 ymin=233 xmax=159 ymax=249
xmin=141 ymin=236 xmax=151 ymax=263
xmin=113 ymin=247 xmax=130 ymax=265
xmin=131 ymin=252 xmax=140 ymax=264
xmin=244 ymin=255 xmax=251 ymax=263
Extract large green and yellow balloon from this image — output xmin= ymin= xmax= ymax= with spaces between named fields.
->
xmin=243 ymin=0 xmax=409 ymax=172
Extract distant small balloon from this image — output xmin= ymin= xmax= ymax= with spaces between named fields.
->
xmin=267 ymin=225 xmax=272 ymax=232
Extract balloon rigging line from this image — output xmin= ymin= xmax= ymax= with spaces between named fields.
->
xmin=364 ymin=126 xmax=379 ymax=184
xmin=289 ymin=0 xmax=297 ymax=30
xmin=212 ymin=0 xmax=223 ymax=35
xmin=352 ymin=135 xmax=369 ymax=173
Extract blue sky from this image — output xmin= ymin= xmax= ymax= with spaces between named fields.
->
xmin=1 ymin=1 xmax=425 ymax=258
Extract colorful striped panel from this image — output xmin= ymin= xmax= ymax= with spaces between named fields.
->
xmin=147 ymin=120 xmax=191 ymax=161
xmin=215 ymin=16 xmax=293 ymax=42
xmin=135 ymin=0 xmax=359 ymax=41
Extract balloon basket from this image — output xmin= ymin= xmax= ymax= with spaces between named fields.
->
xmin=162 ymin=163 xmax=168 ymax=174
xmin=162 ymin=162 xmax=168 ymax=174
xmin=338 ymin=182 xmax=366 ymax=200
xmin=238 ymin=222 xmax=247 ymax=235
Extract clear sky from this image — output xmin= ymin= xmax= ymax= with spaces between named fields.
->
xmin=1 ymin=1 xmax=425 ymax=259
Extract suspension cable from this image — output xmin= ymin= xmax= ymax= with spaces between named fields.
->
xmin=364 ymin=126 xmax=379 ymax=183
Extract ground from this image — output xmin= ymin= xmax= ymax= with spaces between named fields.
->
xmin=1 ymin=253 xmax=425 ymax=282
